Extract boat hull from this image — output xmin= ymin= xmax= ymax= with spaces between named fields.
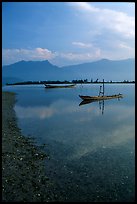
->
xmin=79 ymin=94 xmax=123 ymax=101
xmin=45 ymin=84 xmax=76 ymax=88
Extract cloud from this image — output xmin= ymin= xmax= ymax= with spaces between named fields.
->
xmin=3 ymin=46 xmax=101 ymax=65
xmin=118 ymin=43 xmax=132 ymax=50
xmin=69 ymin=2 xmax=99 ymax=12
xmin=34 ymin=48 xmax=55 ymax=59
xmin=69 ymin=2 xmax=135 ymax=39
xmin=72 ymin=41 xmax=92 ymax=48
xmin=60 ymin=49 xmax=101 ymax=61
xmin=2 ymin=48 xmax=56 ymax=65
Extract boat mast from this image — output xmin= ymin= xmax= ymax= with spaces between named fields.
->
xmin=98 ymin=79 xmax=105 ymax=96
xmin=103 ymin=79 xmax=104 ymax=96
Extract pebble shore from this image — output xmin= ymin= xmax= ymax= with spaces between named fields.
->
xmin=2 ymin=92 xmax=56 ymax=202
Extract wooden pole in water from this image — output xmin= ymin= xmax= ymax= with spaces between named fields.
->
xmin=103 ymin=79 xmax=104 ymax=95
xmin=99 ymin=86 xmax=102 ymax=96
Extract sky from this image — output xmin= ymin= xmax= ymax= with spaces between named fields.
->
xmin=2 ymin=2 xmax=135 ymax=67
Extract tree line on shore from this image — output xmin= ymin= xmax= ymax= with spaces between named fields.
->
xmin=6 ymin=79 xmax=135 ymax=86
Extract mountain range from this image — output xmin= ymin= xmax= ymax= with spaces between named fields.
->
xmin=2 ymin=58 xmax=135 ymax=84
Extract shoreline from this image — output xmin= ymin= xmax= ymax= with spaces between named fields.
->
xmin=5 ymin=81 xmax=135 ymax=86
xmin=2 ymin=91 xmax=56 ymax=202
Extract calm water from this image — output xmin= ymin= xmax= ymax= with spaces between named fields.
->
xmin=3 ymin=84 xmax=135 ymax=202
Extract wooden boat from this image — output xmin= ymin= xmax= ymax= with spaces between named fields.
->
xmin=79 ymin=93 xmax=123 ymax=101
xmin=79 ymin=79 xmax=123 ymax=102
xmin=45 ymin=84 xmax=76 ymax=88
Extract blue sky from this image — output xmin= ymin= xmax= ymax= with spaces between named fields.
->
xmin=2 ymin=2 xmax=135 ymax=66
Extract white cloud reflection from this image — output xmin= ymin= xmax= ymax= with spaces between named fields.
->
xmin=15 ymin=105 xmax=57 ymax=119
xmin=14 ymin=101 xmax=80 ymax=120
xmin=14 ymin=101 xmax=134 ymax=161
xmin=69 ymin=104 xmax=135 ymax=160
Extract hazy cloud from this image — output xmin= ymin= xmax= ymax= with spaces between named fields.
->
xmin=72 ymin=41 xmax=92 ymax=48
xmin=69 ymin=2 xmax=99 ymax=12
xmin=118 ymin=43 xmax=132 ymax=50
xmin=3 ymin=47 xmax=101 ymax=65
xmin=2 ymin=48 xmax=56 ymax=65
xmin=69 ymin=2 xmax=135 ymax=39
xmin=60 ymin=49 xmax=101 ymax=61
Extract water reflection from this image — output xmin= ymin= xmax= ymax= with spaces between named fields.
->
xmin=79 ymin=96 xmax=123 ymax=115
xmin=3 ymin=84 xmax=135 ymax=202
xmin=15 ymin=105 xmax=57 ymax=119
xmin=14 ymin=97 xmax=134 ymax=160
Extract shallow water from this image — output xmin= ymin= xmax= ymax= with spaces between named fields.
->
xmin=3 ymin=84 xmax=135 ymax=202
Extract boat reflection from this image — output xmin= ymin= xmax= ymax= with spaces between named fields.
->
xmin=79 ymin=97 xmax=123 ymax=115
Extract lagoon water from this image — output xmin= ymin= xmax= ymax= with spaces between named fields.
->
xmin=3 ymin=84 xmax=135 ymax=202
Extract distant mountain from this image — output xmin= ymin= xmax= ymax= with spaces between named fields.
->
xmin=62 ymin=58 xmax=135 ymax=81
xmin=2 ymin=60 xmax=60 ymax=82
xmin=2 ymin=58 xmax=135 ymax=83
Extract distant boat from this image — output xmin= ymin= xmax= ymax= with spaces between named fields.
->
xmin=44 ymin=84 xmax=76 ymax=88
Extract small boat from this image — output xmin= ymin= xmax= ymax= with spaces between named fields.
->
xmin=44 ymin=84 xmax=76 ymax=88
xmin=79 ymin=93 xmax=123 ymax=101
xmin=79 ymin=79 xmax=123 ymax=102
